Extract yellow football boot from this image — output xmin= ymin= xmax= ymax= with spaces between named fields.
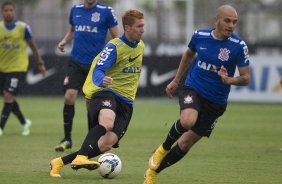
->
xmin=143 ymin=168 xmax=158 ymax=184
xmin=71 ymin=155 xmax=100 ymax=170
xmin=149 ymin=145 xmax=169 ymax=170
xmin=49 ymin=157 xmax=64 ymax=177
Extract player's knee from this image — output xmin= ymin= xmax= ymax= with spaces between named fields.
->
xmin=99 ymin=109 xmax=116 ymax=131
xmin=180 ymin=116 xmax=196 ymax=130
xmin=64 ymin=90 xmax=78 ymax=104
xmin=3 ymin=91 xmax=14 ymax=102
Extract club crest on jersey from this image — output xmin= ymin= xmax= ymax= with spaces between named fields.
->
xmin=91 ymin=12 xmax=100 ymax=22
xmin=102 ymin=100 xmax=112 ymax=108
xmin=63 ymin=76 xmax=69 ymax=85
xmin=218 ymin=48 xmax=230 ymax=62
xmin=184 ymin=95 xmax=193 ymax=104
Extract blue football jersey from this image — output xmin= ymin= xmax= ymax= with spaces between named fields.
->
xmin=69 ymin=3 xmax=118 ymax=64
xmin=185 ymin=29 xmax=250 ymax=104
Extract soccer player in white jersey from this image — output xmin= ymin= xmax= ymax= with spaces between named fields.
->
xmin=143 ymin=5 xmax=250 ymax=184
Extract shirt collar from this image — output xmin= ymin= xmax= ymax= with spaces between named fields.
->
xmin=120 ymin=34 xmax=139 ymax=48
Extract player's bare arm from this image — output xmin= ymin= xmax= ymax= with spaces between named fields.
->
xmin=27 ymin=39 xmax=46 ymax=76
xmin=58 ymin=26 xmax=74 ymax=52
xmin=218 ymin=65 xmax=250 ymax=86
xmin=109 ymin=26 xmax=119 ymax=38
xmin=166 ymin=48 xmax=195 ymax=97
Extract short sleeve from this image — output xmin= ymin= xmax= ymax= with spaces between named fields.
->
xmin=106 ymin=7 xmax=118 ymax=29
xmin=69 ymin=7 xmax=74 ymax=26
xmin=24 ymin=25 xmax=32 ymax=40
xmin=187 ymin=31 xmax=197 ymax=52
xmin=236 ymin=40 xmax=250 ymax=67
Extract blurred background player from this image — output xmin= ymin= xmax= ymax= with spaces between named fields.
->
xmin=55 ymin=0 xmax=119 ymax=151
xmin=49 ymin=9 xmax=145 ymax=177
xmin=143 ymin=5 xmax=250 ymax=184
xmin=0 ymin=1 xmax=46 ymax=136
xmin=280 ymin=76 xmax=282 ymax=151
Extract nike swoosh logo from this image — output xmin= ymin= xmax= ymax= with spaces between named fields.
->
xmin=150 ymin=69 xmax=177 ymax=86
xmin=129 ymin=54 xmax=141 ymax=62
xmin=26 ymin=68 xmax=56 ymax=85
xmin=149 ymin=156 xmax=157 ymax=168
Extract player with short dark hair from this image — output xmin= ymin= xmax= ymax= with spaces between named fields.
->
xmin=143 ymin=5 xmax=250 ymax=184
xmin=50 ymin=9 xmax=145 ymax=177
xmin=54 ymin=0 xmax=119 ymax=151
xmin=0 ymin=1 xmax=46 ymax=136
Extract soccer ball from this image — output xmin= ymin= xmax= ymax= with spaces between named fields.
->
xmin=98 ymin=153 xmax=122 ymax=179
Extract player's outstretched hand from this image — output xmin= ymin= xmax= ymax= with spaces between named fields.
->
xmin=166 ymin=80 xmax=178 ymax=98
xmin=103 ymin=76 xmax=113 ymax=87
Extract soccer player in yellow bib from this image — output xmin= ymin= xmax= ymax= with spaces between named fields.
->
xmin=50 ymin=9 xmax=145 ymax=177
xmin=0 ymin=1 xmax=46 ymax=136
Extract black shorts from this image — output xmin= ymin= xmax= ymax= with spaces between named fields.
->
xmin=179 ymin=87 xmax=227 ymax=137
xmin=0 ymin=72 xmax=25 ymax=95
xmin=63 ymin=60 xmax=91 ymax=92
xmin=87 ymin=91 xmax=133 ymax=145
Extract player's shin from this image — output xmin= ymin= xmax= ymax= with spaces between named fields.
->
xmin=11 ymin=101 xmax=26 ymax=125
xmin=0 ymin=102 xmax=13 ymax=129
xmin=162 ymin=119 xmax=188 ymax=150
xmin=63 ymin=104 xmax=75 ymax=141
xmin=78 ymin=124 xmax=106 ymax=156
xmin=155 ymin=144 xmax=187 ymax=173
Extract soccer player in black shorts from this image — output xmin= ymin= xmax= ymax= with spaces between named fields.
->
xmin=143 ymin=5 xmax=251 ymax=184
xmin=54 ymin=0 xmax=119 ymax=151
xmin=50 ymin=9 xmax=145 ymax=177
xmin=0 ymin=1 xmax=46 ymax=136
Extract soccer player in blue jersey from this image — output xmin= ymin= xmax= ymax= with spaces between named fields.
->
xmin=49 ymin=9 xmax=145 ymax=177
xmin=55 ymin=0 xmax=119 ymax=151
xmin=0 ymin=1 xmax=46 ymax=136
xmin=143 ymin=5 xmax=250 ymax=184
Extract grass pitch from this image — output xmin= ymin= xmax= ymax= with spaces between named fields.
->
xmin=0 ymin=96 xmax=281 ymax=184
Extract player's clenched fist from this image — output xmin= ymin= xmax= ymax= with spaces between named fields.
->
xmin=166 ymin=80 xmax=179 ymax=98
xmin=103 ymin=76 xmax=113 ymax=87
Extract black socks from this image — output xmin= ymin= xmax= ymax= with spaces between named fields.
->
xmin=12 ymin=101 xmax=25 ymax=125
xmin=78 ymin=124 xmax=106 ymax=157
xmin=163 ymin=119 xmax=188 ymax=150
xmin=63 ymin=104 xmax=74 ymax=141
xmin=156 ymin=144 xmax=187 ymax=173
xmin=0 ymin=102 xmax=13 ymax=129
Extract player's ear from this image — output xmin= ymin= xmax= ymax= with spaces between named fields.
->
xmin=213 ymin=16 xmax=219 ymax=27
xmin=124 ymin=24 xmax=130 ymax=32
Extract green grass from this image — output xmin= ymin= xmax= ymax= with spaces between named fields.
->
xmin=0 ymin=96 xmax=281 ymax=184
